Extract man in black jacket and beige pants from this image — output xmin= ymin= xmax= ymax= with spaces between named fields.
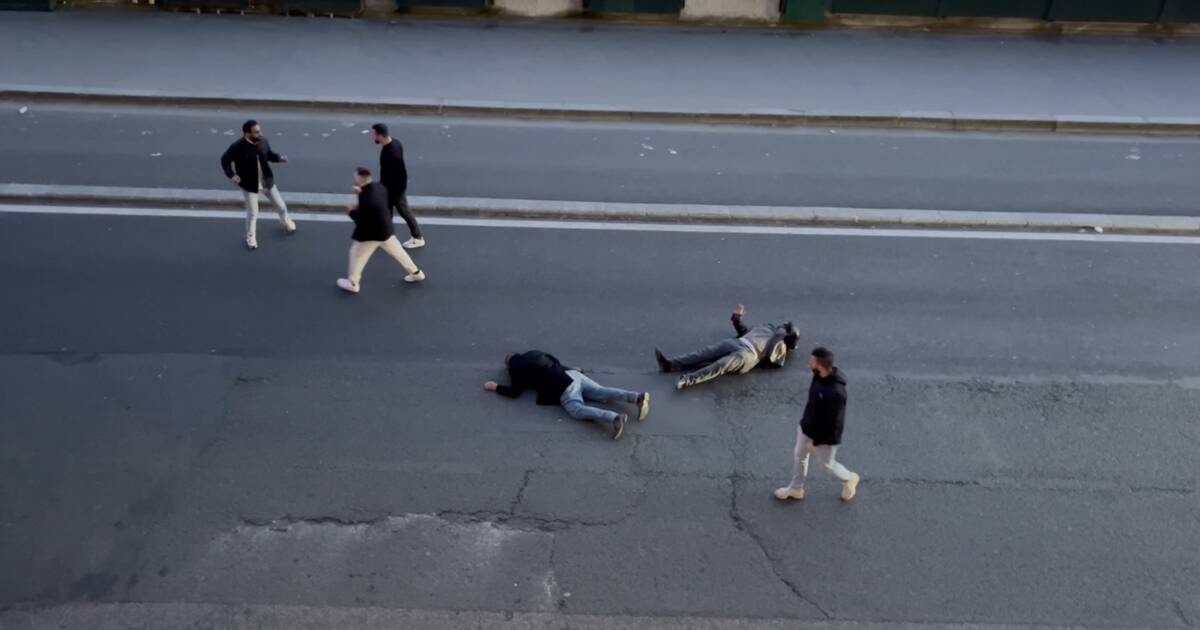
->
xmin=775 ymin=347 xmax=861 ymax=502
xmin=220 ymin=119 xmax=296 ymax=250
xmin=336 ymin=167 xmax=426 ymax=294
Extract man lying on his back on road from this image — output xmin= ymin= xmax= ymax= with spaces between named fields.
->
xmin=655 ymin=304 xmax=799 ymax=390
xmin=485 ymin=350 xmax=649 ymax=441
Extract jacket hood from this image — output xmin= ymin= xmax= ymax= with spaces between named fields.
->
xmin=826 ymin=366 xmax=847 ymax=386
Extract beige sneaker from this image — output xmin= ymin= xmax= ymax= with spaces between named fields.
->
xmin=774 ymin=486 xmax=805 ymax=501
xmin=404 ymin=270 xmax=426 ymax=283
xmin=245 ymin=234 xmax=258 ymax=250
xmin=402 ymin=237 xmax=425 ymax=250
xmin=283 ymin=218 xmax=297 ymax=234
xmin=335 ymin=278 xmax=360 ymax=294
xmin=841 ymin=473 xmax=861 ymax=502
xmin=636 ymin=392 xmax=650 ymax=421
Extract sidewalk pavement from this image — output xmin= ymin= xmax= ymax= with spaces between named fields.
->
xmin=5 ymin=183 xmax=1200 ymax=233
xmin=2 ymin=11 xmax=1200 ymax=134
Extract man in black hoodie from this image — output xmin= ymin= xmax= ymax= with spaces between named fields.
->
xmin=485 ymin=350 xmax=650 ymax=441
xmin=220 ymin=119 xmax=296 ymax=250
xmin=655 ymin=304 xmax=799 ymax=390
xmin=775 ymin=347 xmax=860 ymax=502
xmin=335 ymin=167 xmax=426 ymax=294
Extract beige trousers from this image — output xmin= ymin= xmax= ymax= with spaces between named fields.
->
xmin=243 ymin=186 xmax=290 ymax=238
xmin=347 ymin=236 xmax=419 ymax=285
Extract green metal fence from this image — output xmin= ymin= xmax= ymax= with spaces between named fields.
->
xmin=395 ymin=0 xmax=487 ymax=8
xmin=937 ymin=0 xmax=1050 ymax=18
xmin=828 ymin=0 xmax=1194 ymax=21
xmin=585 ymin=0 xmax=684 ymax=13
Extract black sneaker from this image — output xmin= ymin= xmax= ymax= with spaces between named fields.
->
xmin=654 ymin=348 xmax=672 ymax=372
xmin=610 ymin=414 xmax=626 ymax=441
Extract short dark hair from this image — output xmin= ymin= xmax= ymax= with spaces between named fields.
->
xmin=355 ymin=166 xmax=372 ymax=178
xmin=371 ymin=123 xmax=389 ymax=137
xmin=242 ymin=120 xmax=259 ymax=134
xmin=783 ymin=323 xmax=799 ymax=350
xmin=811 ymin=347 xmax=834 ymax=370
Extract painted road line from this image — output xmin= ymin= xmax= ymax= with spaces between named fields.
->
xmin=4 ymin=202 xmax=1200 ymax=245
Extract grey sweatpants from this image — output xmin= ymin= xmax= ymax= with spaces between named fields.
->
xmin=787 ymin=427 xmax=855 ymax=490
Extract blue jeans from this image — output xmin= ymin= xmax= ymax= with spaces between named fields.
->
xmin=559 ymin=370 xmax=638 ymax=424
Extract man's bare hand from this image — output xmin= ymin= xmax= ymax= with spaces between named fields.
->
xmin=230 ymin=175 xmax=241 ymax=186
xmin=734 ymin=304 xmax=745 ymax=317
xmin=351 ymin=185 xmax=362 ymax=194
xmin=279 ymin=156 xmax=289 ymax=164
xmin=484 ymin=381 xmax=498 ymax=392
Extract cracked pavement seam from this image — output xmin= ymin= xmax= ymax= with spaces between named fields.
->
xmin=727 ymin=474 xmax=831 ymax=619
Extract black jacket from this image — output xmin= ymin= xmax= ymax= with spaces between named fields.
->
xmin=349 ymin=182 xmax=393 ymax=242
xmin=800 ymin=367 xmax=848 ymax=446
xmin=496 ymin=350 xmax=575 ymax=406
xmin=220 ymin=137 xmax=282 ymax=193
xmin=732 ymin=314 xmax=794 ymax=368
xmin=379 ymin=139 xmax=408 ymax=196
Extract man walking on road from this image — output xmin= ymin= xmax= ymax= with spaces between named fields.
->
xmin=372 ymin=123 xmax=424 ymax=250
xmin=336 ymin=167 xmax=426 ymax=294
xmin=485 ymin=350 xmax=649 ymax=441
xmin=220 ymin=119 xmax=296 ymax=250
xmin=775 ymin=347 xmax=860 ymax=502
xmin=655 ymin=304 xmax=799 ymax=390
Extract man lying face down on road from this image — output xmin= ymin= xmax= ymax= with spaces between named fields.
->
xmin=485 ymin=350 xmax=650 ymax=441
xmin=655 ymin=304 xmax=799 ymax=390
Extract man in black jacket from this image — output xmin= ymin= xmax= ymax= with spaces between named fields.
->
xmin=371 ymin=123 xmax=424 ymax=250
xmin=655 ymin=304 xmax=799 ymax=390
xmin=335 ymin=167 xmax=426 ymax=294
xmin=775 ymin=347 xmax=860 ymax=502
xmin=485 ymin=350 xmax=650 ymax=441
xmin=220 ymin=119 xmax=296 ymax=250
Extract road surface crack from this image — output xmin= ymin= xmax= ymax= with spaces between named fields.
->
xmin=240 ymin=514 xmax=388 ymax=529
xmin=510 ymin=469 xmax=534 ymax=513
xmin=1174 ymin=599 xmax=1195 ymax=627
xmin=728 ymin=474 xmax=831 ymax=619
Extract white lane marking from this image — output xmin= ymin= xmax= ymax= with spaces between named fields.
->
xmin=2 ymin=202 xmax=1200 ymax=245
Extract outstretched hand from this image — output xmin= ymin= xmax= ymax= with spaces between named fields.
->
xmin=733 ymin=304 xmax=745 ymax=317
xmin=484 ymin=381 xmax=498 ymax=392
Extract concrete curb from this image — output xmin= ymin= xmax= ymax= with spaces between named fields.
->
xmin=5 ymin=85 xmax=1200 ymax=136
xmin=4 ymin=183 xmax=1199 ymax=234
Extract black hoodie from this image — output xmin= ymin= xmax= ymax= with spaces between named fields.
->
xmin=800 ymin=367 xmax=848 ymax=446
xmin=495 ymin=350 xmax=575 ymax=406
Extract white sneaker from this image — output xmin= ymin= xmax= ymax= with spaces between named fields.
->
xmin=402 ymin=237 xmax=426 ymax=250
xmin=841 ymin=473 xmax=861 ymax=502
xmin=245 ymin=235 xmax=258 ymax=250
xmin=404 ymin=270 xmax=426 ymax=283
xmin=283 ymin=218 xmax=297 ymax=234
xmin=774 ymin=486 xmax=805 ymax=501
xmin=336 ymin=278 xmax=360 ymax=293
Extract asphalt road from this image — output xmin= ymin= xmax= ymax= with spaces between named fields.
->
xmin=1 ymin=208 xmax=1198 ymax=628
xmin=5 ymin=101 xmax=1200 ymax=215
xmin=5 ymin=12 xmax=1200 ymax=120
